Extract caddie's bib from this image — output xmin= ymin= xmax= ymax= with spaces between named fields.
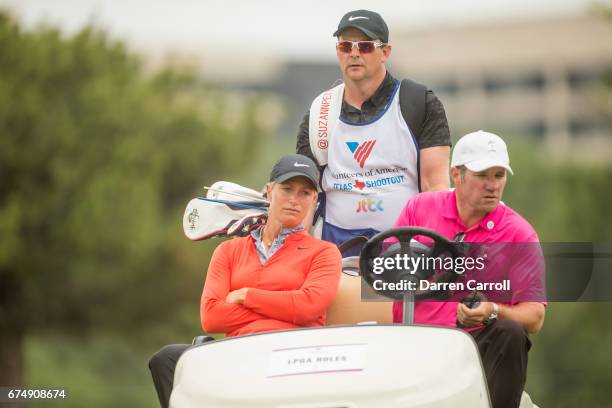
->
xmin=320 ymin=80 xmax=419 ymax=245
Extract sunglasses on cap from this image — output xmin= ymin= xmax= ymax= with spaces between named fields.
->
xmin=336 ymin=40 xmax=385 ymax=54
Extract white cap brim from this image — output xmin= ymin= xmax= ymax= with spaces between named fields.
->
xmin=464 ymin=158 xmax=513 ymax=175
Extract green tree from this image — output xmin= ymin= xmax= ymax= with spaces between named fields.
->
xmin=0 ymin=11 xmax=261 ymax=389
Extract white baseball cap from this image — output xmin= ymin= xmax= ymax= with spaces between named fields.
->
xmin=451 ymin=130 xmax=513 ymax=175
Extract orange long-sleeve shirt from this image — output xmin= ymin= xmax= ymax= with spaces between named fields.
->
xmin=201 ymin=231 xmax=342 ymax=337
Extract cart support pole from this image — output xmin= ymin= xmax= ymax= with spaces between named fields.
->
xmin=402 ymin=292 xmax=415 ymax=326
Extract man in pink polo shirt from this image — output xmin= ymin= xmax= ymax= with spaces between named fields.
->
xmin=392 ymin=130 xmax=545 ymax=408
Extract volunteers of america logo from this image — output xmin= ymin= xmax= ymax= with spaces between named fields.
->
xmin=346 ymin=140 xmax=376 ymax=169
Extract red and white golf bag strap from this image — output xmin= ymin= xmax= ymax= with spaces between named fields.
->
xmin=308 ymin=83 xmax=344 ymax=166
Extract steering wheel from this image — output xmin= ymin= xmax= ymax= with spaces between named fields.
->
xmin=359 ymin=227 xmax=462 ymax=301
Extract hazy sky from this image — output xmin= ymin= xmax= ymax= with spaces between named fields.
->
xmin=1 ymin=0 xmax=597 ymax=59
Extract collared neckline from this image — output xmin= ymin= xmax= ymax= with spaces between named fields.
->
xmin=251 ymin=224 xmax=304 ymax=242
xmin=442 ymin=190 xmax=506 ymax=233
xmin=369 ymin=71 xmax=396 ymax=107
xmin=342 ymin=71 xmax=396 ymax=112
xmin=251 ymin=224 xmax=306 ymax=264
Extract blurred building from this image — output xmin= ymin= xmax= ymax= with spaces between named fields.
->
xmin=390 ymin=14 xmax=612 ymax=157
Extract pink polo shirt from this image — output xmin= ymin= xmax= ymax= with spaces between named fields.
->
xmin=391 ymin=190 xmax=545 ymax=327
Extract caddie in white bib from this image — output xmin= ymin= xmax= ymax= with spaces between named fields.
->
xmin=317 ymin=80 xmax=420 ymax=246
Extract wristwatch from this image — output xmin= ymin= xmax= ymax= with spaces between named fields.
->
xmin=484 ymin=303 xmax=499 ymax=324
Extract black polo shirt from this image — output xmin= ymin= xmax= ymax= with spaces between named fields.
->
xmin=296 ymin=71 xmax=451 ymax=164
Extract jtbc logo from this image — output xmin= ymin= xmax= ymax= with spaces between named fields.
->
xmin=356 ymin=198 xmax=384 ymax=213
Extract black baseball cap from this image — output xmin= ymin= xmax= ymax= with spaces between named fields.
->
xmin=333 ymin=10 xmax=389 ymax=43
xmin=269 ymin=154 xmax=319 ymax=190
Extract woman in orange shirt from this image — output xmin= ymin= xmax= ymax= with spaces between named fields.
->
xmin=149 ymin=154 xmax=342 ymax=408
